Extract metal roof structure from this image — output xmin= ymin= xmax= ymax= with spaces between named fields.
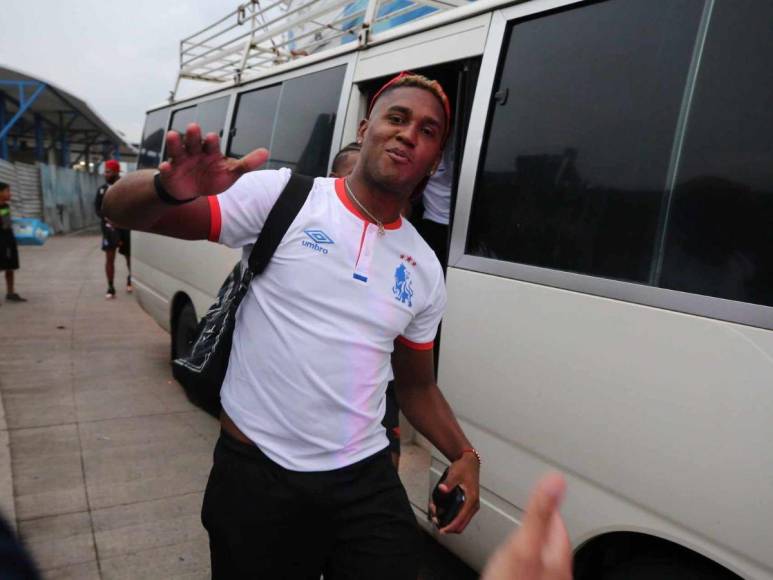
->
xmin=0 ymin=64 xmax=136 ymax=169
xmin=172 ymin=0 xmax=467 ymax=99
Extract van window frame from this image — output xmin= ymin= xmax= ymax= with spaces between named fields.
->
xmin=449 ymin=0 xmax=773 ymax=331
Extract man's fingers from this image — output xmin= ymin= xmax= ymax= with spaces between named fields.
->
xmin=165 ymin=131 xmax=184 ymax=160
xmin=519 ymin=472 xmax=566 ymax=555
xmin=202 ymin=132 xmax=221 ymax=156
xmin=184 ymin=123 xmax=203 ymax=156
xmin=235 ymin=148 xmax=270 ymax=174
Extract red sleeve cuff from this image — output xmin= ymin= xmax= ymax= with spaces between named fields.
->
xmin=207 ymin=196 xmax=222 ymax=242
xmin=397 ymin=336 xmax=434 ymax=351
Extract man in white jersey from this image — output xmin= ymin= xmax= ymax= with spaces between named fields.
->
xmin=103 ymin=73 xmax=480 ymax=579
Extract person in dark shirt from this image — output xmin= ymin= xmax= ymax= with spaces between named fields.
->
xmin=0 ymin=182 xmax=26 ymax=303
xmin=95 ymin=160 xmax=131 ymax=298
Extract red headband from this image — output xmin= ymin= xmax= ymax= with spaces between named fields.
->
xmin=104 ymin=159 xmax=120 ymax=173
xmin=367 ymin=71 xmax=451 ymax=141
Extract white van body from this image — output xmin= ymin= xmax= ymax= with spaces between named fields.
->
xmin=133 ymin=0 xmax=773 ymax=577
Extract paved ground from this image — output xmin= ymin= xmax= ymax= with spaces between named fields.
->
xmin=0 ymin=234 xmax=477 ymax=579
xmin=0 ymin=235 xmax=215 ymax=579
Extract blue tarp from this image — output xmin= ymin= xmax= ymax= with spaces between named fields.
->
xmin=12 ymin=217 xmax=51 ymax=246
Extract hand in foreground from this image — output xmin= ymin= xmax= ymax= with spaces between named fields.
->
xmin=481 ymin=472 xmax=572 ymax=580
xmin=159 ymin=123 xmax=269 ymax=201
xmin=429 ymin=453 xmax=480 ymax=533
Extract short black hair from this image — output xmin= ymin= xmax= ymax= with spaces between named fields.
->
xmin=0 ymin=182 xmax=8 ymax=191
xmin=331 ymin=142 xmax=361 ymax=175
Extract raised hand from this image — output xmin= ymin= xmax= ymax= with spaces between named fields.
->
xmin=481 ymin=472 xmax=572 ymax=580
xmin=159 ymin=123 xmax=269 ymax=201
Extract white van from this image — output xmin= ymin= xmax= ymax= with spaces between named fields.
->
xmin=133 ymin=0 xmax=773 ymax=577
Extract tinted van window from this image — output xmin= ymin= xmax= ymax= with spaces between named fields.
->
xmin=169 ymin=96 xmax=229 ymax=138
xmin=196 ymin=96 xmax=230 ymax=138
xmin=228 ymin=84 xmax=281 ymax=159
xmin=658 ymin=0 xmax=773 ymax=307
xmin=169 ymin=106 xmax=196 ymax=134
xmin=466 ymin=0 xmax=703 ymax=283
xmin=137 ymin=108 xmax=169 ymax=169
xmin=266 ymin=65 xmax=346 ymax=175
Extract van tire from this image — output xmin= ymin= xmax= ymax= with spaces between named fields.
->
xmin=172 ymin=300 xmax=198 ymax=360
xmin=598 ymin=557 xmax=739 ymax=580
xmin=575 ymin=534 xmax=741 ymax=580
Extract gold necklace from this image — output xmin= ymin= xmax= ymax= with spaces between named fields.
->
xmin=344 ymin=178 xmax=385 ymax=237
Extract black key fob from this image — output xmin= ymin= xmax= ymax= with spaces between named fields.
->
xmin=432 ymin=468 xmax=465 ymax=528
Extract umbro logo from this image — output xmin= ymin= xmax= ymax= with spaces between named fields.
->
xmin=304 ymin=229 xmax=334 ymax=244
xmin=302 ymin=229 xmax=334 ymax=255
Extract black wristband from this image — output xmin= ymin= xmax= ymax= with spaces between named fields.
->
xmin=153 ymin=172 xmax=197 ymax=205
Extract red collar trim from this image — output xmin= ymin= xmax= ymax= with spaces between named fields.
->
xmin=335 ymin=178 xmax=402 ymax=230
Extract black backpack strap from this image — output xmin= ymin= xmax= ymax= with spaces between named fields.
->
xmin=246 ymin=173 xmax=314 ymax=276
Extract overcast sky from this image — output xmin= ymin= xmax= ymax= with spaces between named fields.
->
xmin=0 ymin=1 xmax=237 ymax=144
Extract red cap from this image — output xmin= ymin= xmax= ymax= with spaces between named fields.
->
xmin=104 ymin=159 xmax=120 ymax=173
xmin=367 ymin=71 xmax=451 ymax=141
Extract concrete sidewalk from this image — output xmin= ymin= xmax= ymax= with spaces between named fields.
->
xmin=0 ymin=235 xmax=217 ymax=579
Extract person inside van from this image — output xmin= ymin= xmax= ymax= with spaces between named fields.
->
xmin=329 ymin=141 xmax=361 ymax=178
xmin=416 ymin=135 xmax=453 ymax=268
xmin=103 ymin=72 xmax=481 ymax=580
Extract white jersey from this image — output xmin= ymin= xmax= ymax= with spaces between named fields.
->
xmin=422 ymin=144 xmax=453 ymax=225
xmin=208 ymin=169 xmax=447 ymax=471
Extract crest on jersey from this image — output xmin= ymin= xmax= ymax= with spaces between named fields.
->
xmin=393 ymin=261 xmax=414 ymax=307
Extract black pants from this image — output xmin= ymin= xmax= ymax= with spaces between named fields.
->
xmin=201 ymin=432 xmax=420 ymax=579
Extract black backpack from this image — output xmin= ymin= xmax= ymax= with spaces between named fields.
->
xmin=172 ymin=173 xmax=314 ymax=416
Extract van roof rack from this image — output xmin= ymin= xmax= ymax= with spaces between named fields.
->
xmin=171 ymin=0 xmax=467 ymax=100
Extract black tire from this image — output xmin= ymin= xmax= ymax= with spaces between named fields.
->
xmin=575 ymin=535 xmax=741 ymax=580
xmin=172 ymin=301 xmax=198 ymax=360
xmin=600 ymin=555 xmax=740 ymax=580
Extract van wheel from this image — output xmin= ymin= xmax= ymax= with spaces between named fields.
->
xmin=172 ymin=301 xmax=198 ymax=360
xmin=598 ymin=555 xmax=739 ymax=580
xmin=575 ymin=533 xmax=741 ymax=580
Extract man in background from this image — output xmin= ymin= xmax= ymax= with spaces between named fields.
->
xmin=329 ymin=141 xmax=361 ymax=178
xmin=95 ymin=160 xmax=131 ymax=299
xmin=417 ymin=138 xmax=453 ymax=268
xmin=0 ymin=182 xmax=26 ymax=303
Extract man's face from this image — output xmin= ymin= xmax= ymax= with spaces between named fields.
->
xmin=105 ymin=168 xmax=119 ymax=184
xmin=0 ymin=187 xmax=10 ymax=203
xmin=356 ymin=86 xmax=445 ymax=195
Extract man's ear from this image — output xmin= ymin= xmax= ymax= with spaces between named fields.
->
xmin=356 ymin=118 xmax=368 ymax=145
xmin=428 ymin=156 xmax=441 ymax=176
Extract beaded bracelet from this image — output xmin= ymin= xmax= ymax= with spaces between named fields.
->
xmin=460 ymin=447 xmax=482 ymax=465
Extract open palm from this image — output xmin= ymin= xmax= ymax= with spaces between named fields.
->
xmin=158 ymin=123 xmax=269 ymax=200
